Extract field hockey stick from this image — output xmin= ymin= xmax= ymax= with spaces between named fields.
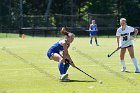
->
xmin=107 ymin=38 xmax=133 ymax=58
xmin=65 ymin=59 xmax=97 ymax=81
xmin=74 ymin=66 xmax=97 ymax=81
xmin=107 ymin=47 xmax=120 ymax=57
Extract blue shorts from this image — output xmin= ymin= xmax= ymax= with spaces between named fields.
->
xmin=90 ymin=31 xmax=97 ymax=36
xmin=47 ymin=49 xmax=59 ymax=59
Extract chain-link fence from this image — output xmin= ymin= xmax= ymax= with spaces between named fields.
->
xmin=0 ymin=13 xmax=118 ymax=37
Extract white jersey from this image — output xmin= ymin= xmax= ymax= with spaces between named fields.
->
xmin=116 ymin=25 xmax=134 ymax=48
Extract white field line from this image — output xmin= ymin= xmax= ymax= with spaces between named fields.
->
xmin=0 ymin=63 xmax=132 ymax=71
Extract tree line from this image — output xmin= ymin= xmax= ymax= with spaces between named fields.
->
xmin=0 ymin=0 xmax=140 ymax=28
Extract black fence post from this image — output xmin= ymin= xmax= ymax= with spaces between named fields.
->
xmin=19 ymin=28 xmax=22 ymax=37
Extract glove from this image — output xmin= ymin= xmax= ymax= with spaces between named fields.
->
xmin=130 ymin=36 xmax=135 ymax=40
xmin=65 ymin=59 xmax=76 ymax=67
xmin=65 ymin=59 xmax=70 ymax=64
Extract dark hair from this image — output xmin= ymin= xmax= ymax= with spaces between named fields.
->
xmin=60 ymin=27 xmax=69 ymax=36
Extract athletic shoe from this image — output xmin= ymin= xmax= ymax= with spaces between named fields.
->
xmin=121 ymin=67 xmax=126 ymax=72
xmin=62 ymin=76 xmax=70 ymax=81
xmin=90 ymin=44 xmax=92 ymax=46
xmin=135 ymin=68 xmax=140 ymax=73
xmin=96 ymin=44 xmax=99 ymax=46
xmin=59 ymin=74 xmax=68 ymax=80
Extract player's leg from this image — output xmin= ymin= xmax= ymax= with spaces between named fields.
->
xmin=94 ymin=36 xmax=99 ymax=46
xmin=63 ymin=63 xmax=70 ymax=80
xmin=64 ymin=63 xmax=70 ymax=74
xmin=50 ymin=53 xmax=68 ymax=80
xmin=120 ymin=48 xmax=126 ymax=72
xmin=60 ymin=53 xmax=70 ymax=74
xmin=50 ymin=53 xmax=64 ymax=75
xmin=127 ymin=46 xmax=140 ymax=73
xmin=90 ymin=36 xmax=93 ymax=46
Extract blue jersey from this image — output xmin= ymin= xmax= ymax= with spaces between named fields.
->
xmin=47 ymin=42 xmax=64 ymax=59
xmin=90 ymin=24 xmax=97 ymax=31
xmin=89 ymin=24 xmax=97 ymax=36
xmin=49 ymin=42 xmax=64 ymax=53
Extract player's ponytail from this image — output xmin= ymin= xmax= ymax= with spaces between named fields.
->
xmin=60 ymin=27 xmax=69 ymax=36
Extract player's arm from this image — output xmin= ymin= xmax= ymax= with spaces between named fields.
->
xmin=133 ymin=28 xmax=139 ymax=37
xmin=130 ymin=28 xmax=138 ymax=40
xmin=89 ymin=24 xmax=91 ymax=30
xmin=96 ymin=24 xmax=98 ymax=31
xmin=116 ymin=29 xmax=120 ymax=48
xmin=116 ymin=36 xmax=120 ymax=48
xmin=65 ymin=53 xmax=76 ymax=67
xmin=61 ymin=41 xmax=76 ymax=67
xmin=61 ymin=41 xmax=68 ymax=59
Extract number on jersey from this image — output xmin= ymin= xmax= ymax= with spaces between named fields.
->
xmin=123 ymin=36 xmax=128 ymax=41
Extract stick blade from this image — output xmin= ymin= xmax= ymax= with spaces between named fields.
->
xmin=107 ymin=54 xmax=110 ymax=58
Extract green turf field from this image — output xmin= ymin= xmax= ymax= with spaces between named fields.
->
xmin=0 ymin=37 xmax=140 ymax=93
xmin=0 ymin=33 xmax=19 ymax=38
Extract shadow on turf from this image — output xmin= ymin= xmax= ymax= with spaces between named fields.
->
xmin=125 ymin=71 xmax=140 ymax=73
xmin=61 ymin=80 xmax=96 ymax=82
xmin=123 ymin=71 xmax=135 ymax=73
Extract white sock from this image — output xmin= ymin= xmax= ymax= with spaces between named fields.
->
xmin=132 ymin=58 xmax=139 ymax=70
xmin=120 ymin=60 xmax=126 ymax=67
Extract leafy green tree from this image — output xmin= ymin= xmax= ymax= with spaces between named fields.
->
xmin=117 ymin=0 xmax=140 ymax=26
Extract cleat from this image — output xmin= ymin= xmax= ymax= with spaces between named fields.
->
xmin=60 ymin=74 xmax=68 ymax=80
xmin=62 ymin=76 xmax=70 ymax=81
xmin=135 ymin=68 xmax=140 ymax=73
xmin=121 ymin=67 xmax=126 ymax=72
xmin=96 ymin=44 xmax=99 ymax=46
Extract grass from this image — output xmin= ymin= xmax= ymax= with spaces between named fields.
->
xmin=0 ymin=33 xmax=20 ymax=38
xmin=0 ymin=37 xmax=140 ymax=93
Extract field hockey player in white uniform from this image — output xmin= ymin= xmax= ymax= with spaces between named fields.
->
xmin=116 ymin=18 xmax=140 ymax=73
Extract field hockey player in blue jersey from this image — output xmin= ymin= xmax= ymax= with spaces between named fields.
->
xmin=47 ymin=27 xmax=76 ymax=81
xmin=89 ymin=20 xmax=99 ymax=46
